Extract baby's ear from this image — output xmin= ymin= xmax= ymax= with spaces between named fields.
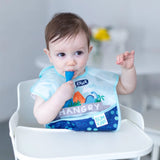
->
xmin=43 ymin=48 xmax=52 ymax=63
xmin=88 ymin=45 xmax=93 ymax=54
xmin=44 ymin=48 xmax=49 ymax=55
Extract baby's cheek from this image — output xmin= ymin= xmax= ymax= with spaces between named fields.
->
xmin=79 ymin=59 xmax=88 ymax=67
xmin=54 ymin=65 xmax=64 ymax=76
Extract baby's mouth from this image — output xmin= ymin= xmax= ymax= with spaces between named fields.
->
xmin=65 ymin=70 xmax=76 ymax=78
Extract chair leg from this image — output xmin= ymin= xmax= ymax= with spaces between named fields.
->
xmin=151 ymin=144 xmax=159 ymax=160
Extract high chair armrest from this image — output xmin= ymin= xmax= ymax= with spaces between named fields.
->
xmin=9 ymin=111 xmax=19 ymax=138
xmin=9 ymin=111 xmax=19 ymax=160
xmin=120 ymin=104 xmax=144 ymax=129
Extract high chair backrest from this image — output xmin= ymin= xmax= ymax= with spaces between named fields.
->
xmin=17 ymin=79 xmax=42 ymax=128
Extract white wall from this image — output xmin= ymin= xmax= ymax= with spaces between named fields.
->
xmin=47 ymin=0 xmax=130 ymax=28
xmin=48 ymin=0 xmax=160 ymax=52
xmin=128 ymin=0 xmax=160 ymax=52
xmin=0 ymin=0 xmax=48 ymax=121
xmin=1 ymin=0 xmax=160 ymax=121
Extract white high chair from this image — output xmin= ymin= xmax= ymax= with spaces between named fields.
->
xmin=9 ymin=79 xmax=153 ymax=160
xmin=143 ymin=108 xmax=160 ymax=160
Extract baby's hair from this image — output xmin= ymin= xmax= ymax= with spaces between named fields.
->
xmin=45 ymin=12 xmax=91 ymax=49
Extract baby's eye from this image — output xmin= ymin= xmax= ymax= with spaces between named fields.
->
xmin=75 ymin=51 xmax=83 ymax=56
xmin=57 ymin=52 xmax=66 ymax=57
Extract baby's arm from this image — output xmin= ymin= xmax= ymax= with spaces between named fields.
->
xmin=33 ymin=81 xmax=74 ymax=124
xmin=116 ymin=50 xmax=136 ymax=94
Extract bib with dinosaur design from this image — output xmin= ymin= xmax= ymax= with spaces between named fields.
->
xmin=31 ymin=66 xmax=121 ymax=131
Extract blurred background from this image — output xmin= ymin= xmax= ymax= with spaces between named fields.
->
xmin=0 ymin=0 xmax=160 ymax=159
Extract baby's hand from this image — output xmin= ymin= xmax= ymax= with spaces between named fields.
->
xmin=116 ymin=50 xmax=135 ymax=69
xmin=57 ymin=81 xmax=74 ymax=102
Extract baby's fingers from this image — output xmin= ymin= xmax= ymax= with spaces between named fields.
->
xmin=124 ymin=51 xmax=130 ymax=57
xmin=66 ymin=80 xmax=74 ymax=88
xmin=116 ymin=54 xmax=124 ymax=65
xmin=130 ymin=50 xmax=135 ymax=55
xmin=124 ymin=50 xmax=135 ymax=58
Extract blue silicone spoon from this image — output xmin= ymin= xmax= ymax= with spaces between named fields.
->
xmin=65 ymin=71 xmax=74 ymax=82
xmin=64 ymin=71 xmax=74 ymax=107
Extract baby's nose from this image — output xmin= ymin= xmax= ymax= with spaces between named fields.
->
xmin=67 ymin=58 xmax=76 ymax=66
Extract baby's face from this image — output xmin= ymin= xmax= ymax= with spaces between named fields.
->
xmin=45 ymin=31 xmax=92 ymax=79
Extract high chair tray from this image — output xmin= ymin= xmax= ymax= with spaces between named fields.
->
xmin=15 ymin=119 xmax=153 ymax=160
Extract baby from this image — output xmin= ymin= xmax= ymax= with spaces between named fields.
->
xmin=31 ymin=12 xmax=136 ymax=131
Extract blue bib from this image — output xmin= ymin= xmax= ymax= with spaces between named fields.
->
xmin=31 ymin=66 xmax=121 ymax=131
